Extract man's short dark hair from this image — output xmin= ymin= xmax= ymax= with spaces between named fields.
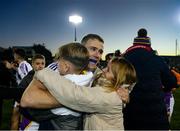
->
xmin=1 ymin=48 xmax=14 ymax=62
xmin=14 ymin=48 xmax=26 ymax=59
xmin=32 ymin=54 xmax=45 ymax=63
xmin=81 ymin=34 xmax=104 ymax=45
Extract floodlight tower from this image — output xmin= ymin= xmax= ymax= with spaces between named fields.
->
xmin=69 ymin=15 xmax=83 ymax=41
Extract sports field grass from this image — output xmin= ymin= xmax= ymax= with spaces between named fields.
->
xmin=0 ymin=88 xmax=180 ymax=130
xmin=171 ymin=88 xmax=180 ymax=129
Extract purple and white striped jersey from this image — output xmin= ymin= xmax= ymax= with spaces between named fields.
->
xmin=16 ymin=60 xmax=32 ymax=85
xmin=47 ymin=61 xmax=59 ymax=72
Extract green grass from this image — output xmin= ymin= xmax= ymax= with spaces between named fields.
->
xmin=0 ymin=99 xmax=13 ymax=130
xmin=171 ymin=88 xmax=180 ymax=130
xmin=0 ymin=89 xmax=180 ymax=130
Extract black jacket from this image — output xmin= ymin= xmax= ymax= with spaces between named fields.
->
xmin=123 ymin=46 xmax=177 ymax=130
xmin=17 ymin=70 xmax=35 ymax=102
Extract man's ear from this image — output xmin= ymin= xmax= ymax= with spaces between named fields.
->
xmin=64 ymin=61 xmax=70 ymax=73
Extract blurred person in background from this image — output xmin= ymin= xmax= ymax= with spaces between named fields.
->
xmin=3 ymin=48 xmax=33 ymax=130
xmin=0 ymin=48 xmax=17 ymax=126
xmin=122 ymin=28 xmax=177 ymax=130
xmin=18 ymin=54 xmax=46 ymax=130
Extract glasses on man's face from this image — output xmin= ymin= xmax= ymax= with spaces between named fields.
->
xmin=87 ymin=46 xmax=103 ymax=55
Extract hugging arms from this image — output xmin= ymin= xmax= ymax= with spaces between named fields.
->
xmin=21 ymin=68 xmax=129 ymax=112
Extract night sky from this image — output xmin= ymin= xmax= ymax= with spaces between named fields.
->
xmin=0 ymin=0 xmax=180 ymax=57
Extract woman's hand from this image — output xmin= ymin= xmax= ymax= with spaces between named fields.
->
xmin=116 ymin=88 xmax=129 ymax=103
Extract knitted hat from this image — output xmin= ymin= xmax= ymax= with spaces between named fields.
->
xmin=133 ymin=28 xmax=151 ymax=46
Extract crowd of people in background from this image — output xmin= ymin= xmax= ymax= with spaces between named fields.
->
xmin=0 ymin=28 xmax=179 ymax=130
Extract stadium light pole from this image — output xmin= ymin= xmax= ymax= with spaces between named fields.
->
xmin=69 ymin=15 xmax=82 ymax=41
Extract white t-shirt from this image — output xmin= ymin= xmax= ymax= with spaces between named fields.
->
xmin=51 ymin=71 xmax=93 ymax=116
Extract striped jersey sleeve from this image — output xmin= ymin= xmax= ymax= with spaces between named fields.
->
xmin=16 ymin=61 xmax=33 ymax=84
xmin=47 ymin=61 xmax=59 ymax=72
